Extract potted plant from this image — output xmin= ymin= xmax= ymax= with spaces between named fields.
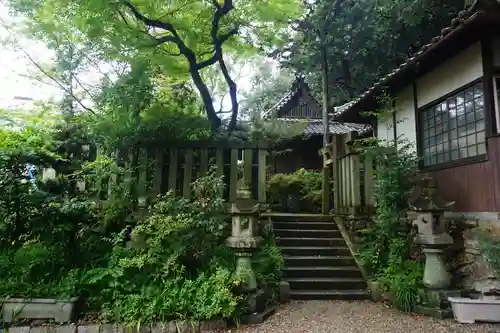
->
xmin=448 ymin=230 xmax=500 ymax=324
xmin=0 ymin=244 xmax=80 ymax=324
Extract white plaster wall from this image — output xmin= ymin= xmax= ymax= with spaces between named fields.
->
xmin=417 ymin=42 xmax=483 ymax=107
xmin=375 ymin=85 xmax=417 ymax=151
xmin=395 ymin=86 xmax=417 ymax=152
xmin=376 ymin=114 xmax=394 ymax=142
xmin=493 ymin=36 xmax=500 ymax=67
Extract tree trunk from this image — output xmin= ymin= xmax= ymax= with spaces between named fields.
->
xmin=189 ymin=68 xmax=222 ymax=132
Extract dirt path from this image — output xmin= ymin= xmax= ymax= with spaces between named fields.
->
xmin=217 ymin=301 xmax=499 ymax=333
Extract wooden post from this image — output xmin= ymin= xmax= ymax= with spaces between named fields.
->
xmin=153 ymin=149 xmax=163 ymax=195
xmin=168 ymin=149 xmax=178 ymax=192
xmin=257 ymin=148 xmax=267 ymax=204
xmin=243 ymin=149 xmax=253 ymax=189
xmin=364 ymin=157 xmax=375 ymax=206
xmin=215 ymin=149 xmax=224 ymax=178
xmin=229 ymin=149 xmax=239 ymax=202
xmin=331 ymin=135 xmax=339 ymax=212
xmin=137 ymin=148 xmax=148 ymax=206
xmin=321 ymin=162 xmax=330 ymax=214
xmin=350 ymin=154 xmax=361 ymax=214
xmin=200 ymin=148 xmax=209 ymax=176
xmin=182 ymin=149 xmax=194 ymax=199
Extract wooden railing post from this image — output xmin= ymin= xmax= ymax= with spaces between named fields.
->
xmin=257 ymin=147 xmax=267 ymax=204
xmin=182 ymin=149 xmax=194 ymax=199
xmin=168 ymin=149 xmax=178 ymax=192
xmin=331 ymin=135 xmax=339 ymax=212
xmin=229 ymin=148 xmax=239 ymax=202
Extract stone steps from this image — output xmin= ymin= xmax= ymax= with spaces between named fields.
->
xmin=272 ymin=214 xmax=368 ymax=301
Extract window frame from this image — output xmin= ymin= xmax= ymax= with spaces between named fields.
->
xmin=417 ymin=79 xmax=487 ymax=170
xmin=493 ymin=75 xmax=500 ymax=133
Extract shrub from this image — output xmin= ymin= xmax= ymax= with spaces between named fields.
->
xmin=267 ymin=168 xmax=323 ymax=212
xmin=355 ymin=136 xmax=423 ymax=311
xmin=82 ymin=167 xmax=242 ymax=324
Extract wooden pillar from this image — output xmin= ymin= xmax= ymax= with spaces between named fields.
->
xmin=182 ymin=149 xmax=194 ymax=199
xmin=153 ymin=148 xmax=163 ymax=195
xmin=168 ymin=149 xmax=178 ymax=192
xmin=229 ymin=148 xmax=239 ymax=202
xmin=257 ymin=148 xmax=267 ymax=204
xmin=331 ymin=135 xmax=339 ymax=212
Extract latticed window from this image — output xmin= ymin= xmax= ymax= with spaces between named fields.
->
xmin=420 ymin=82 xmax=486 ymax=167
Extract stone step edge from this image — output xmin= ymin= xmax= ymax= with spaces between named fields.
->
xmin=290 ymin=289 xmax=369 ymax=295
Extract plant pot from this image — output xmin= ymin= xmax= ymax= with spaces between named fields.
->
xmin=448 ymin=297 xmax=500 ymax=324
xmin=2 ymin=297 xmax=79 ymax=323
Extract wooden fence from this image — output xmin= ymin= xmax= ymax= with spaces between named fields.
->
xmin=328 ymin=131 xmax=375 ymax=215
xmin=46 ymin=142 xmax=269 ymax=206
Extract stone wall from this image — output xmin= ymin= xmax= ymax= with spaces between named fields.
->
xmin=5 ymin=321 xmax=226 ymax=333
xmin=445 ymin=212 xmax=500 ymax=293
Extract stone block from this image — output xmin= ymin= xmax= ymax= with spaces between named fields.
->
xmin=8 ymin=327 xmax=30 ymax=333
xmin=279 ymin=281 xmax=290 ymax=304
xmin=55 ymin=325 xmax=77 ymax=333
xmin=199 ymin=320 xmax=226 ymax=331
xmin=150 ymin=323 xmax=176 ymax=333
xmin=77 ymin=325 xmax=100 ymax=333
xmin=173 ymin=321 xmax=199 ymax=333
xmin=2 ymin=298 xmax=78 ymax=323
xmin=30 ymin=327 xmax=49 ymax=333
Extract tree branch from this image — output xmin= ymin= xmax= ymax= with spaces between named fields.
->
xmin=121 ymin=0 xmax=196 ymax=61
xmin=17 ymin=47 xmax=96 ymax=115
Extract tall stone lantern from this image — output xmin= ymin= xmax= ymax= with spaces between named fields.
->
xmin=409 ymin=174 xmax=455 ymax=289
xmin=226 ymin=169 xmax=263 ymax=304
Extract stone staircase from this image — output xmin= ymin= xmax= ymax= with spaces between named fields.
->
xmin=271 ymin=214 xmax=369 ymax=300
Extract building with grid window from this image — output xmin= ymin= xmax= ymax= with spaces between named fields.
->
xmin=335 ymin=0 xmax=500 ymax=215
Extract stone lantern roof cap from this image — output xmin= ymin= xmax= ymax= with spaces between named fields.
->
xmin=408 ymin=174 xmax=456 ymax=212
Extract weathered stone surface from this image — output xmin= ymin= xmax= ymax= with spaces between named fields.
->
xmin=2 ymin=298 xmax=78 ymax=323
xmin=30 ymin=327 xmax=49 ymax=333
xmin=173 ymin=321 xmax=199 ymax=333
xmin=8 ymin=326 xmax=30 ymax=333
xmin=55 ymin=325 xmax=76 ymax=333
xmin=150 ymin=322 xmax=176 ymax=333
xmin=279 ymin=281 xmax=290 ymax=304
xmin=77 ymin=325 xmax=100 ymax=333
xmin=199 ymin=320 xmax=226 ymax=331
xmin=473 ymin=278 xmax=500 ymax=295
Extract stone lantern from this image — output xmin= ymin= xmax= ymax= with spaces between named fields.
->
xmin=226 ymin=172 xmax=263 ymax=304
xmin=409 ymin=174 xmax=455 ymax=289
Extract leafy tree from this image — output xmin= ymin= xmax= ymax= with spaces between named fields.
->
xmin=278 ymin=0 xmax=465 ymax=106
xmin=7 ymin=0 xmax=303 ymax=133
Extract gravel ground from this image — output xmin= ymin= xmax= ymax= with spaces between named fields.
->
xmin=216 ymin=301 xmax=500 ymax=333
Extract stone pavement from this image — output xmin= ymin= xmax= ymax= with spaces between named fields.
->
xmin=214 ymin=301 xmax=500 ymax=333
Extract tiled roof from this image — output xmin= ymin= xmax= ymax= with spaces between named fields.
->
xmin=278 ymin=118 xmax=371 ymax=136
xmin=262 ymin=77 xmax=306 ymax=119
xmin=334 ymin=0 xmax=500 ymax=121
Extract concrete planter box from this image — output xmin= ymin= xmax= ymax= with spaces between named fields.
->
xmin=448 ymin=297 xmax=500 ymax=324
xmin=2 ymin=297 xmax=78 ymax=323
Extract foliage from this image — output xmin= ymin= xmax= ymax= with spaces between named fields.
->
xmin=476 ymin=230 xmax=500 ymax=277
xmin=0 ymin=148 xmax=103 ymax=299
xmin=80 ymin=168 xmax=241 ymax=324
xmin=354 ymin=129 xmax=422 ymax=311
xmin=278 ymin=0 xmax=466 ymax=105
xmin=267 ymin=168 xmax=323 ymax=212
xmin=7 ymin=0 xmax=304 ymax=133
